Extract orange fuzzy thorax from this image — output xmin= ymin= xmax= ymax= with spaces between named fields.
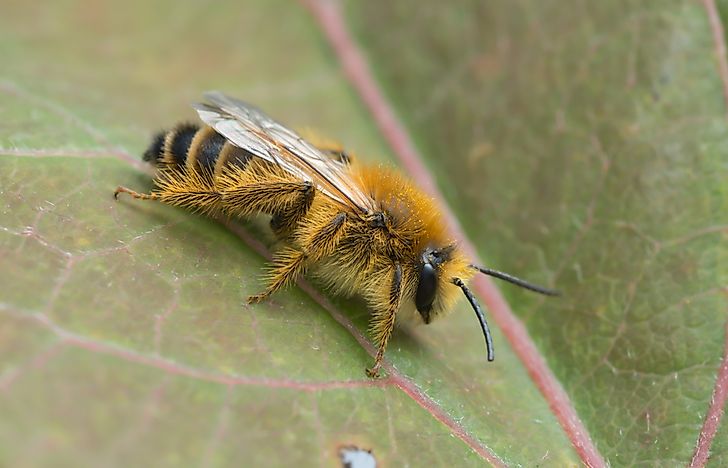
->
xmin=355 ymin=165 xmax=450 ymax=251
xmin=348 ymin=164 xmax=475 ymax=322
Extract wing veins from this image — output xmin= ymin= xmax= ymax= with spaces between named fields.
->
xmin=247 ymin=126 xmax=367 ymax=212
xmin=193 ymin=93 xmax=374 ymax=214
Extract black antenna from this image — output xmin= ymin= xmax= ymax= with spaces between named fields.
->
xmin=470 ymin=265 xmax=560 ymax=296
xmin=453 ymin=278 xmax=494 ymax=362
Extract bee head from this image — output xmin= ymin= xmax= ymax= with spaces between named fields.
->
xmin=415 ymin=244 xmax=560 ymax=363
xmin=415 ymin=245 xmax=456 ymax=324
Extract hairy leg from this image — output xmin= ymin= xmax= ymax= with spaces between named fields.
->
xmin=115 ymin=162 xmax=311 ymax=218
xmin=269 ymin=181 xmax=315 ymax=237
xmin=248 ymin=212 xmax=347 ymax=304
xmin=366 ymin=264 xmax=403 ymax=378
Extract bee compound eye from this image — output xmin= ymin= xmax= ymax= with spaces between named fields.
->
xmin=415 ymin=262 xmax=437 ymax=323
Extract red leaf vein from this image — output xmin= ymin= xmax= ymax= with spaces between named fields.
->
xmin=690 ymin=318 xmax=728 ymax=467
xmin=301 ymin=0 xmax=606 ymax=466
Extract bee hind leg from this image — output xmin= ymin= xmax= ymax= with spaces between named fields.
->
xmin=269 ymin=181 xmax=315 ymax=238
xmin=114 ymin=186 xmax=160 ymax=201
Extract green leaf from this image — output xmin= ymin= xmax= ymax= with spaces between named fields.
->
xmin=347 ymin=0 xmax=728 ymax=466
xmin=3 ymin=0 xmax=726 ymax=466
xmin=0 ymin=1 xmax=579 ymax=466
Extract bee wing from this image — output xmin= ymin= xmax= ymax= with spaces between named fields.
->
xmin=193 ymin=91 xmax=375 ymax=214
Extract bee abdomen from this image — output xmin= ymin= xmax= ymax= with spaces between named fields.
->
xmin=143 ymin=123 xmax=253 ymax=176
xmin=142 ymin=131 xmax=167 ymax=164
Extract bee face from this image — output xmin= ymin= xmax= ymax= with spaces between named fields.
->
xmin=415 ymin=245 xmax=454 ymax=324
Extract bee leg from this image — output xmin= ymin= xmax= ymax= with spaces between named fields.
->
xmin=219 ymin=168 xmax=313 ymax=218
xmin=114 ymin=186 xmax=160 ymax=201
xmin=247 ymin=247 xmax=306 ymax=304
xmin=114 ymin=185 xmax=159 ymax=200
xmin=366 ymin=264 xmax=403 ymax=378
xmin=248 ymin=212 xmax=348 ymax=304
xmin=139 ymin=167 xmax=221 ymax=215
xmin=270 ymin=181 xmax=315 ymax=237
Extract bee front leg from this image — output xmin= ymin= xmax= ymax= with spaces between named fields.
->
xmin=366 ymin=264 xmax=403 ymax=378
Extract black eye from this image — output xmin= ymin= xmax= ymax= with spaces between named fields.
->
xmin=416 ymin=262 xmax=437 ymax=323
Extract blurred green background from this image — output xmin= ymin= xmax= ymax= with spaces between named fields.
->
xmin=1 ymin=0 xmax=726 ymax=466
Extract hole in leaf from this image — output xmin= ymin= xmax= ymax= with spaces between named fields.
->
xmin=338 ymin=444 xmax=376 ymax=468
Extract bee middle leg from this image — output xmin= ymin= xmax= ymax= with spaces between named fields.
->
xmin=248 ymin=212 xmax=347 ymax=304
xmin=366 ymin=264 xmax=403 ymax=378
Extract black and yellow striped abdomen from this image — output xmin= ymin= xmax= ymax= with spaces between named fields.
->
xmin=143 ymin=123 xmax=253 ymax=177
xmin=139 ymin=123 xmax=315 ymax=235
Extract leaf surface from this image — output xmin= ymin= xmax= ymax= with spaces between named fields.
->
xmin=0 ymin=0 xmax=588 ymax=466
xmin=346 ymin=0 xmax=728 ymax=465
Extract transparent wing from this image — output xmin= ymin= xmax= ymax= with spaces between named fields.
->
xmin=192 ymin=91 xmax=375 ymax=214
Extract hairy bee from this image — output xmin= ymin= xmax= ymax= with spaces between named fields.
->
xmin=115 ymin=92 xmax=558 ymax=377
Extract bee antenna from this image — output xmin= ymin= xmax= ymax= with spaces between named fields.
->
xmin=452 ymin=277 xmax=494 ymax=362
xmin=470 ymin=264 xmax=561 ymax=296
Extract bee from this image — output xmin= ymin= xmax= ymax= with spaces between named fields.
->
xmin=115 ymin=92 xmax=558 ymax=377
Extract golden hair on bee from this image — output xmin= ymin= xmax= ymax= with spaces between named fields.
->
xmin=115 ymin=92 xmax=559 ymax=377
